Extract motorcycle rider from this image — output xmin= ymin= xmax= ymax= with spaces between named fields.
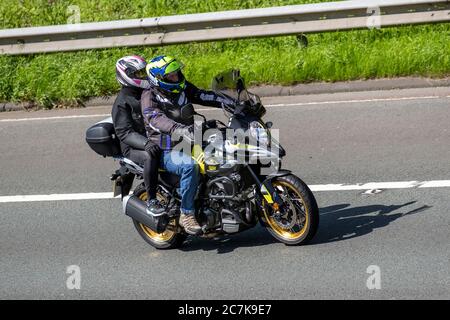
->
xmin=141 ymin=55 xmax=235 ymax=235
xmin=111 ymin=55 xmax=164 ymax=216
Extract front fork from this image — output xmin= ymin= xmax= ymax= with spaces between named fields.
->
xmin=246 ymin=165 xmax=291 ymax=207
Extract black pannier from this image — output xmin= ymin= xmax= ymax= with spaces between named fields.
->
xmin=85 ymin=118 xmax=122 ymax=157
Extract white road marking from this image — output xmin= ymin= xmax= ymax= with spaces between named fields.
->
xmin=0 ymin=114 xmax=109 ymax=122
xmin=310 ymin=181 xmax=418 ymax=191
xmin=1 ymin=180 xmax=449 ymax=203
xmin=309 ymin=180 xmax=450 ymax=191
xmin=1 ymin=95 xmax=448 ymax=122
xmin=0 ymin=192 xmax=120 ymax=203
xmin=363 ymin=189 xmax=383 ymax=195
xmin=263 ymin=96 xmax=441 ymax=108
xmin=418 ymin=180 xmax=450 ymax=188
xmin=197 ymin=96 xmax=443 ymax=111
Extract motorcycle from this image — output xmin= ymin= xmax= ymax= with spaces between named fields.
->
xmin=86 ymin=70 xmax=319 ymax=249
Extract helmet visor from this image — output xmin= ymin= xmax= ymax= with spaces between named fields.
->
xmin=132 ymin=68 xmax=148 ymax=80
xmin=163 ymin=70 xmax=184 ymax=84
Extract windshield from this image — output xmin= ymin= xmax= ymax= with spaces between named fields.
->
xmin=211 ymin=69 xmax=265 ymax=121
xmin=211 ymin=69 xmax=261 ymax=106
xmin=211 ymin=69 xmax=245 ymax=100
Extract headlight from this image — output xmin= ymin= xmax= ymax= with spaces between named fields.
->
xmin=249 ymin=121 xmax=269 ymax=146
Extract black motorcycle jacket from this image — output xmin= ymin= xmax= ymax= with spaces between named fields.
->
xmin=111 ymin=86 xmax=148 ymax=156
xmin=141 ymin=81 xmax=234 ymax=152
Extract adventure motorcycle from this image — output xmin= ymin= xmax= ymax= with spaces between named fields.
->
xmin=86 ymin=70 xmax=319 ymax=249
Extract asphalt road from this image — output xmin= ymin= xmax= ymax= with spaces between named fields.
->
xmin=0 ymin=87 xmax=449 ymax=299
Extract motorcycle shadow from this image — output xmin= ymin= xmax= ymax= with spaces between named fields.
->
xmin=310 ymin=201 xmax=432 ymax=245
xmin=180 ymin=226 xmax=278 ymax=254
xmin=180 ymin=201 xmax=431 ymax=252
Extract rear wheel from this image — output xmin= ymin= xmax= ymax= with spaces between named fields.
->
xmin=260 ymin=174 xmax=319 ymax=245
xmin=132 ymin=184 xmax=186 ymax=250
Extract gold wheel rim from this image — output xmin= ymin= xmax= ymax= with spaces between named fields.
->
xmin=262 ymin=181 xmax=309 ymax=240
xmin=138 ymin=192 xmax=176 ymax=243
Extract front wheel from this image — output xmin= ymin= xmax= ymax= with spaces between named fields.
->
xmin=132 ymin=184 xmax=187 ymax=250
xmin=259 ymin=174 xmax=319 ymax=245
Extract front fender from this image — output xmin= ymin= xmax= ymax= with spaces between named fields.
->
xmin=262 ymin=169 xmax=292 ymax=185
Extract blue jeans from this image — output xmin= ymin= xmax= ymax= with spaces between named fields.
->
xmin=161 ymin=151 xmax=199 ymax=215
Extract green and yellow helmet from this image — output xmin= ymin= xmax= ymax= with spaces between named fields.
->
xmin=145 ymin=55 xmax=186 ymax=94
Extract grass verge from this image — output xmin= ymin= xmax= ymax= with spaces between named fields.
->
xmin=0 ymin=0 xmax=449 ymax=108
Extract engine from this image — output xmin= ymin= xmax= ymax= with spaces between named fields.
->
xmin=202 ymin=173 xmax=257 ymax=233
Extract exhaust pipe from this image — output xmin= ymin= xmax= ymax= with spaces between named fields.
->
xmin=122 ymin=195 xmax=168 ymax=234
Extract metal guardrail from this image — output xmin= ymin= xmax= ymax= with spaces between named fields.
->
xmin=0 ymin=0 xmax=449 ymax=55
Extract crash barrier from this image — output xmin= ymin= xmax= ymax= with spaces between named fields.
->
xmin=0 ymin=0 xmax=449 ymax=55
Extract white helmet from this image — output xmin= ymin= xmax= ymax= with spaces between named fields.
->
xmin=115 ymin=55 xmax=150 ymax=89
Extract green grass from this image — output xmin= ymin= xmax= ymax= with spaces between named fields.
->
xmin=0 ymin=0 xmax=332 ymax=28
xmin=0 ymin=0 xmax=449 ymax=108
